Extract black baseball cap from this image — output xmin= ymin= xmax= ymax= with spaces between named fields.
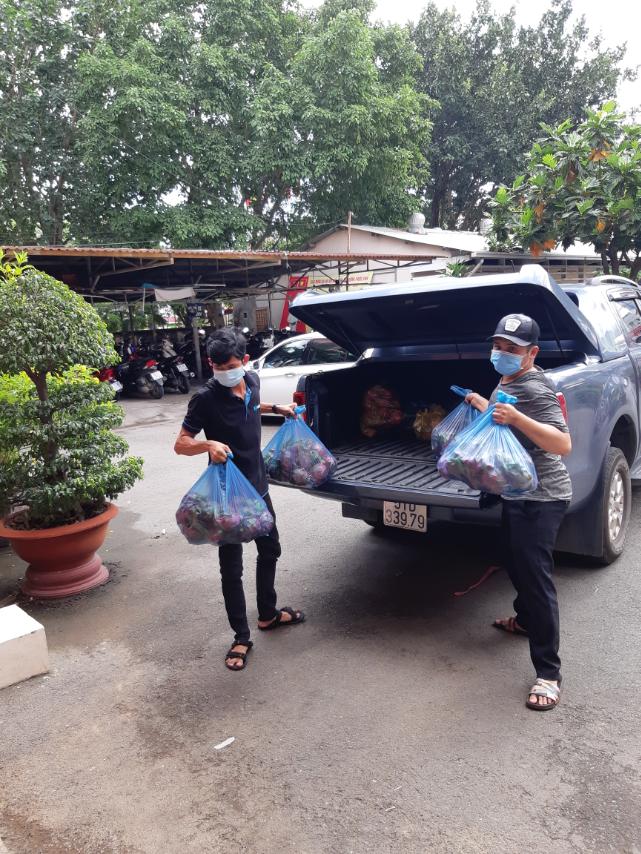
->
xmin=490 ymin=314 xmax=540 ymax=347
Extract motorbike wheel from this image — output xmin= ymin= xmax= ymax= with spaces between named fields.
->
xmin=178 ymin=374 xmax=190 ymax=394
xmin=149 ymin=381 xmax=164 ymax=400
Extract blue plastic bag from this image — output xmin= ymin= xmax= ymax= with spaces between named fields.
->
xmin=431 ymin=385 xmax=482 ymax=456
xmin=436 ymin=391 xmax=538 ymax=495
xmin=263 ymin=407 xmax=337 ymax=488
xmin=176 ymin=457 xmax=274 ymax=546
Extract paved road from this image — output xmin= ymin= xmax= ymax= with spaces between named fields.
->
xmin=1 ymin=393 xmax=640 ymax=853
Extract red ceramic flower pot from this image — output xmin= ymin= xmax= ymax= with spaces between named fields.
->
xmin=0 ymin=504 xmax=118 ymax=599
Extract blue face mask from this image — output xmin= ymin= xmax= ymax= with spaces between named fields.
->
xmin=490 ymin=350 xmax=524 ymax=377
xmin=213 ymin=366 xmax=245 ymax=388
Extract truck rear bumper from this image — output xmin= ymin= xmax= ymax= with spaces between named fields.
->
xmin=340 ymin=499 xmax=502 ymax=527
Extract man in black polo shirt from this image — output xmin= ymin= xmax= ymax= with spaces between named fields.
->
xmin=174 ymin=328 xmax=305 ymax=671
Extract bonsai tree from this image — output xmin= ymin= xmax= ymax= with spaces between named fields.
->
xmin=0 ymin=253 xmax=143 ymax=529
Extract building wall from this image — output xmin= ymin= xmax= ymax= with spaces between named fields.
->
xmin=310 ymin=229 xmax=456 ymax=258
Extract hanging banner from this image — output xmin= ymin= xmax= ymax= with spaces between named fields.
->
xmin=152 ymin=285 xmax=196 ymax=302
xmin=280 ymin=275 xmax=309 ymax=332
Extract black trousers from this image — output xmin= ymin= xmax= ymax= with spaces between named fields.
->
xmin=501 ymin=499 xmax=569 ymax=682
xmin=218 ymin=493 xmax=281 ymax=644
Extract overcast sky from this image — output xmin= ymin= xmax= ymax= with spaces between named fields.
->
xmin=300 ymin=0 xmax=640 ymax=113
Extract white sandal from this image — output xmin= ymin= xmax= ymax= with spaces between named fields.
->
xmin=526 ymin=678 xmax=560 ymax=711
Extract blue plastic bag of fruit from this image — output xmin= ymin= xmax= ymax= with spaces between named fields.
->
xmin=176 ymin=457 xmax=274 ymax=546
xmin=263 ymin=407 xmax=337 ymax=488
xmin=436 ymin=391 xmax=538 ymax=495
xmin=431 ymin=385 xmax=482 ymax=456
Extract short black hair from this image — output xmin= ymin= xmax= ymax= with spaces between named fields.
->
xmin=206 ymin=327 xmax=247 ymax=364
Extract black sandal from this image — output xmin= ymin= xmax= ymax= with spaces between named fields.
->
xmin=225 ymin=640 xmax=253 ymax=671
xmin=492 ymin=616 xmax=528 ymax=637
xmin=258 ymin=607 xmax=306 ymax=631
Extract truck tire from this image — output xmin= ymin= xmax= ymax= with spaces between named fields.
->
xmin=597 ymin=447 xmax=631 ymax=565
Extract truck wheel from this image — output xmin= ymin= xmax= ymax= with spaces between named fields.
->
xmin=597 ymin=447 xmax=631 ymax=565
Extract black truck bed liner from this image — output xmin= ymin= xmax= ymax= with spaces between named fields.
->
xmin=330 ymin=437 xmax=483 ymax=507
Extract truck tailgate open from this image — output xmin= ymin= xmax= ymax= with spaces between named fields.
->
xmin=329 ymin=437 xmax=484 ymax=508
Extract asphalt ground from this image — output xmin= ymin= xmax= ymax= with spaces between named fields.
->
xmin=1 ymin=392 xmax=640 ymax=854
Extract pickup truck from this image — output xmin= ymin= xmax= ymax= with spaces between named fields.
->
xmin=286 ymin=264 xmax=641 ymax=565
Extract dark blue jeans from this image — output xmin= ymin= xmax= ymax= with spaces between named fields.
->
xmin=502 ymin=499 xmax=569 ymax=682
xmin=218 ymin=493 xmax=281 ymax=644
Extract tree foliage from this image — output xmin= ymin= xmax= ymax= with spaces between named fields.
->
xmin=0 ymin=0 xmax=430 ymax=249
xmin=489 ymin=104 xmax=641 ymax=280
xmin=413 ymin=0 xmax=628 ymax=229
xmin=0 ymin=0 xmax=631 ymax=246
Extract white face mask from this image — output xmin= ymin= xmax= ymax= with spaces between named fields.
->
xmin=213 ymin=366 xmax=245 ymax=388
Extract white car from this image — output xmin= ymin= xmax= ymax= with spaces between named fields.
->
xmin=251 ymin=332 xmax=357 ymax=407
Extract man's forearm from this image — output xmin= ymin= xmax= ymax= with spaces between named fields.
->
xmin=260 ymin=402 xmax=288 ymax=414
xmin=513 ymin=412 xmax=571 ymax=456
xmin=174 ymin=434 xmax=211 ymax=456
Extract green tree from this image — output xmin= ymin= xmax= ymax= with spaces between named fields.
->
xmin=0 ymin=0 xmax=433 ymax=249
xmin=0 ymin=0 xmax=81 ymax=243
xmin=489 ymin=104 xmax=641 ymax=280
xmin=413 ymin=0 xmax=629 ymax=230
xmin=291 ymin=7 xmax=433 ymax=233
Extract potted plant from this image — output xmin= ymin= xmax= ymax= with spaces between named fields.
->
xmin=0 ymin=253 xmax=143 ymax=598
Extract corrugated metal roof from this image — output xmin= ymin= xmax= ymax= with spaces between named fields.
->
xmin=3 ymin=245 xmax=437 ymax=262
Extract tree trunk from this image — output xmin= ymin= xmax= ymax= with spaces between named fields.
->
xmin=26 ymin=370 xmax=58 ymax=469
xmin=600 ymin=252 xmax=610 ymax=275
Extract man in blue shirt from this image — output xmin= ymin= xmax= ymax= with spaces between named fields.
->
xmin=174 ymin=328 xmax=305 ymax=671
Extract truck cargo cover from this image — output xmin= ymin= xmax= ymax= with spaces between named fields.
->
xmin=290 ymin=265 xmax=600 ymax=359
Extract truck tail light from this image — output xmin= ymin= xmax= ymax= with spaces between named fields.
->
xmin=293 ymin=391 xmax=306 ymax=420
xmin=556 ymin=392 xmax=568 ymax=425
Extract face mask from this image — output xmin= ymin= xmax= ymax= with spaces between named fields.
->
xmin=213 ymin=366 xmax=245 ymax=387
xmin=490 ymin=350 xmax=524 ymax=377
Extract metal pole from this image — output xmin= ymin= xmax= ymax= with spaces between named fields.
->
xmin=192 ymin=315 xmax=203 ymax=381
xmin=126 ymin=296 xmax=135 ymax=334
xmin=347 ymin=210 xmax=352 ymax=253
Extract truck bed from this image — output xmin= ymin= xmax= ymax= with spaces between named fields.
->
xmin=330 ymin=437 xmax=483 ymax=508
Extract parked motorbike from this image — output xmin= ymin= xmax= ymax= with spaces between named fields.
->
xmin=177 ymin=338 xmax=212 ymax=378
xmin=115 ymin=356 xmax=165 ymax=399
xmin=152 ymin=340 xmax=190 ymax=394
xmin=95 ymin=366 xmax=123 ymax=400
xmin=274 ymin=325 xmax=297 ymax=344
xmin=242 ymin=326 xmax=276 ymax=358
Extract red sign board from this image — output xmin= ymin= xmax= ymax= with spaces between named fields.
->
xmin=280 ymin=275 xmax=308 ymax=332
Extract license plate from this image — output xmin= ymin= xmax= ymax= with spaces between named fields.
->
xmin=150 ymin=370 xmax=163 ymax=381
xmin=176 ymin=363 xmax=188 ymax=372
xmin=383 ymin=502 xmax=427 ymax=532
xmin=110 ymin=381 xmax=123 ymax=392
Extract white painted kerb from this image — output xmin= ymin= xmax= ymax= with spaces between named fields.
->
xmin=0 ymin=604 xmax=49 ymax=689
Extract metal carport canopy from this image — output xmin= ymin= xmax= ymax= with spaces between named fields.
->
xmin=2 ymin=245 xmax=438 ymax=301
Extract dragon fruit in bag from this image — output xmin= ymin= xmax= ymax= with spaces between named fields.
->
xmin=436 ymin=391 xmax=538 ymax=496
xmin=263 ymin=407 xmax=336 ymax=489
xmin=176 ymin=457 xmax=274 ymax=546
xmin=431 ymin=385 xmax=482 ymax=456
